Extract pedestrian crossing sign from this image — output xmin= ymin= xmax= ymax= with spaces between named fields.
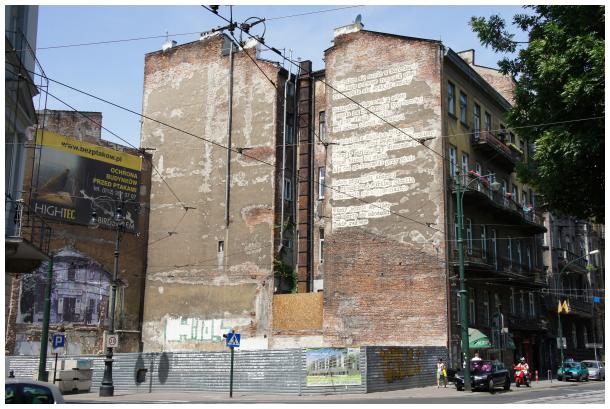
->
xmin=226 ymin=332 xmax=240 ymax=348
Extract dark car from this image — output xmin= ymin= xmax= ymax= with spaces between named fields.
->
xmin=557 ymin=361 xmax=589 ymax=382
xmin=455 ymin=360 xmax=511 ymax=393
xmin=5 ymin=379 xmax=65 ymax=404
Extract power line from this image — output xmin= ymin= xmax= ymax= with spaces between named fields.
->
xmin=40 ymin=88 xmax=189 ymax=209
xmin=201 ymin=6 xmax=446 ymax=162
xmin=265 ymin=6 xmax=363 ymax=21
xmin=10 ymin=62 xmax=440 ymax=233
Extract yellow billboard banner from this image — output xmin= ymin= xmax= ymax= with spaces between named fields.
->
xmin=35 ymin=130 xmax=142 ymax=171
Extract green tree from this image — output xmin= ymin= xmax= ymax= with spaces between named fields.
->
xmin=470 ymin=6 xmax=604 ymax=222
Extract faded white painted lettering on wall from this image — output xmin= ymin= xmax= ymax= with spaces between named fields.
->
xmin=332 ymin=172 xmax=415 ymax=201
xmin=332 ymin=202 xmax=392 ymax=228
xmin=332 ymin=63 xmax=418 ymax=100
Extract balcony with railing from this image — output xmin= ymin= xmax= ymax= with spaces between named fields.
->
xmin=451 ymin=173 xmax=546 ymax=233
xmin=5 ymin=198 xmax=52 ymax=273
xmin=450 ymin=243 xmax=546 ymax=285
xmin=471 ymin=130 xmax=521 ymax=170
xmin=556 ymin=248 xmax=588 ymax=273
xmin=542 ymin=291 xmax=593 ymax=318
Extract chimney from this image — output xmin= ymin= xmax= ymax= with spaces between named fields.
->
xmin=457 ymin=49 xmax=475 ymax=65
xmin=333 ymin=21 xmax=363 ymax=39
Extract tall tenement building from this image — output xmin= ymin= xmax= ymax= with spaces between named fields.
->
xmin=138 ymin=20 xmax=603 ymax=372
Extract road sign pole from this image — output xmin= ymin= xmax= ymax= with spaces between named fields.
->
xmin=229 ymin=346 xmax=234 ymax=398
xmin=53 ymin=353 xmax=58 ymax=384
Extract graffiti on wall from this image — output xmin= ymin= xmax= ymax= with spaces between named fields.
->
xmin=329 ymin=61 xmax=438 ymax=230
xmin=17 ymin=248 xmax=111 ymax=325
xmin=165 ymin=317 xmax=232 ymax=343
xmin=379 ymin=347 xmax=423 ymax=383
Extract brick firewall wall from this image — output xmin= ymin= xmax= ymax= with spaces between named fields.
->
xmin=323 ymin=228 xmax=447 ymax=346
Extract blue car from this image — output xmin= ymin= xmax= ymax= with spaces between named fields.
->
xmin=557 ymin=361 xmax=589 ymax=382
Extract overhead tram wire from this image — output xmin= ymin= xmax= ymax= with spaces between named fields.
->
xmin=201 ymin=6 xmax=446 ymax=162
xmin=40 ymin=88 xmax=188 ymax=209
xmin=10 ymin=62 xmax=441 ymax=233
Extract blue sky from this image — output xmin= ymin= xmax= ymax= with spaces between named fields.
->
xmin=36 ymin=5 xmax=529 ymax=149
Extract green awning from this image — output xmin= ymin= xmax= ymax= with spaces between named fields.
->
xmin=469 ymin=327 xmax=491 ymax=349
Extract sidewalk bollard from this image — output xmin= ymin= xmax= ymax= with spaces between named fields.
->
xmin=548 ymin=370 xmax=552 ymax=383
xmin=535 ymin=370 xmax=539 ymax=382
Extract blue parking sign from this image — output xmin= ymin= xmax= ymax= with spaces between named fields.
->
xmin=52 ymin=334 xmax=65 ymax=350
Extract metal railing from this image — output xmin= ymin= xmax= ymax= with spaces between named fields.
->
xmin=5 ymin=199 xmax=52 ymax=256
xmin=471 ymin=131 xmax=519 ymax=163
xmin=450 ymin=244 xmax=543 ymax=278
xmin=557 ymin=248 xmax=588 ymax=270
xmin=452 ymin=173 xmax=545 ymax=228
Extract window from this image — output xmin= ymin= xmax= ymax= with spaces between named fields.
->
xmin=449 ymin=145 xmax=457 ymax=177
xmin=583 ymin=326 xmax=588 ymax=346
xmin=509 ymin=132 xmax=516 ymax=144
xmin=68 ymin=264 xmax=76 ymax=281
xmin=468 ymin=288 xmax=476 ymax=325
xmin=448 ymin=82 xmax=456 ymax=115
xmin=20 ymin=384 xmax=55 ymax=404
xmin=484 ymin=112 xmax=492 ymax=132
xmin=481 ymin=225 xmax=487 ymax=259
xmin=491 ymin=229 xmax=498 ymax=270
xmin=466 ymin=218 xmax=473 ymax=255
xmin=461 ymin=153 xmax=469 ymax=175
xmin=526 ymin=246 xmax=532 ymax=270
xmin=516 ymin=240 xmax=522 ymax=267
xmin=318 ymin=111 xmax=326 ymax=142
xmin=499 ymin=124 xmax=507 ymax=141
xmin=286 ymin=113 xmax=294 ymax=144
xmin=473 ymin=104 xmax=481 ymax=137
xmin=512 ymin=185 xmax=518 ymax=204
xmin=319 ymin=228 xmax=325 ymax=263
xmin=284 ymin=178 xmax=292 ymax=201
xmin=483 ymin=290 xmax=490 ymax=326
xmin=520 ymin=290 xmax=525 ymax=316
xmin=572 ymin=323 xmax=578 ymax=348
xmin=510 ymin=288 xmax=516 ymax=315
xmin=475 ymin=162 xmax=482 ymax=175
xmin=494 ymin=293 xmax=501 ymax=312
xmin=218 ymin=241 xmax=224 ymax=252
xmin=528 ymin=292 xmax=535 ymax=317
xmin=507 ymin=237 xmax=513 ymax=268
xmin=459 ymin=92 xmax=468 ymax=124
xmin=318 ymin=167 xmax=326 ymax=199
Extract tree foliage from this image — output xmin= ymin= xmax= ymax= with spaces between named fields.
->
xmin=470 ymin=6 xmax=604 ymax=222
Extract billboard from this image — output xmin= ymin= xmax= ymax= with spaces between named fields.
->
xmin=306 ymin=347 xmax=361 ymax=386
xmin=32 ymin=130 xmax=142 ymax=232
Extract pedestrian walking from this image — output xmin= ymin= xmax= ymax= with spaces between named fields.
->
xmin=437 ymin=358 xmax=447 ymax=388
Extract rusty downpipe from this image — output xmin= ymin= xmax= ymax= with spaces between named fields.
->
xmin=225 ymin=40 xmax=234 ymax=227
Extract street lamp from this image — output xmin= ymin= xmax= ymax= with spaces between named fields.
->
xmin=556 ymin=249 xmax=599 ymax=367
xmin=455 ymin=170 xmax=500 ymax=391
xmin=90 ymin=199 xmax=127 ymax=397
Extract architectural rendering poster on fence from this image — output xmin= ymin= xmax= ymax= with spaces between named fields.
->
xmin=32 ymin=130 xmax=142 ymax=232
xmin=306 ymin=347 xmax=361 ymax=386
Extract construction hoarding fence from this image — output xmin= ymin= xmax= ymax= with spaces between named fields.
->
xmin=6 ymin=346 xmax=446 ymax=394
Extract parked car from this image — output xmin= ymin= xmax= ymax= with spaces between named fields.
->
xmin=581 ymin=360 xmax=605 ymax=381
xmin=557 ymin=361 xmax=589 ymax=382
xmin=455 ymin=360 xmax=511 ymax=393
xmin=5 ymin=379 xmax=65 ymax=404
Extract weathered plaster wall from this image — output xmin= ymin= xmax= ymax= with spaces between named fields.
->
xmin=321 ymin=28 xmax=448 ymax=346
xmin=140 ymin=34 xmax=283 ymax=351
xmin=4 ymin=112 xmax=152 ymax=356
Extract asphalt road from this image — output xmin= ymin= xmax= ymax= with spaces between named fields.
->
xmin=65 ymin=380 xmax=605 ymax=404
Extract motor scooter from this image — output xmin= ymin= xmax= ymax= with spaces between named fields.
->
xmin=513 ymin=363 xmax=531 ymax=387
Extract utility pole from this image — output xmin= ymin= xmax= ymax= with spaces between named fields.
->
xmin=37 ymin=256 xmax=53 ymax=381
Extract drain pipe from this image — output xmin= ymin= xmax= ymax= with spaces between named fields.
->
xmin=225 ymin=40 xmax=234 ymax=227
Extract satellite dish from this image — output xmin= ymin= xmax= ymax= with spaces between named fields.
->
xmin=355 ymin=14 xmax=362 ymax=25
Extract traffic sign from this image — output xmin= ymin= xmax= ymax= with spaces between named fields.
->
xmin=52 ymin=334 xmax=65 ymax=351
xmin=226 ymin=333 xmax=240 ymax=348
xmin=593 ymin=296 xmax=601 ymax=303
xmin=106 ymin=333 xmax=119 ymax=348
